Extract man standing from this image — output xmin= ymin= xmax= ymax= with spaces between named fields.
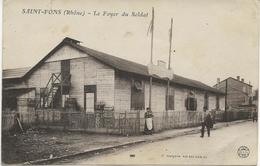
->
xmin=200 ymin=112 xmax=213 ymax=138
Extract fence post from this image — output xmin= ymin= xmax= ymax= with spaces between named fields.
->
xmin=124 ymin=111 xmax=127 ymax=136
xmin=27 ymin=111 xmax=30 ymax=128
xmin=63 ymin=112 xmax=66 ymax=131
xmin=42 ymin=110 xmax=45 ymax=125
xmin=119 ymin=113 xmax=121 ymax=134
xmin=84 ymin=112 xmax=86 ymax=131
xmin=138 ymin=110 xmax=140 ymax=134
xmin=161 ymin=112 xmax=164 ymax=130
xmin=52 ymin=109 xmax=55 ymax=124
xmin=47 ymin=110 xmax=49 ymax=129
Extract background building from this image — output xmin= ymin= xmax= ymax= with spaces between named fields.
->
xmin=214 ymin=76 xmax=253 ymax=108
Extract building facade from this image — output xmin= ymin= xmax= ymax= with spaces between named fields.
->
xmin=214 ymin=77 xmax=253 ymax=108
xmin=3 ymin=37 xmax=225 ymax=114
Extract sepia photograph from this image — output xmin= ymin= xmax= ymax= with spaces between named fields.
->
xmin=2 ymin=0 xmax=259 ymax=165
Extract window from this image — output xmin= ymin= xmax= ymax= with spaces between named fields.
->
xmin=204 ymin=93 xmax=209 ymax=111
xmin=185 ymin=91 xmax=197 ymax=111
xmin=131 ymin=80 xmax=145 ymax=110
xmin=216 ymin=95 xmax=220 ymax=110
xmin=185 ymin=97 xmax=197 ymax=111
xmin=166 ymin=87 xmax=175 ymax=110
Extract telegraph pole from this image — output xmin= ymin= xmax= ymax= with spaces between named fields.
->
xmin=225 ymin=79 xmax=228 ymax=121
xmin=168 ymin=18 xmax=173 ymax=70
xmin=148 ymin=7 xmax=155 ymax=111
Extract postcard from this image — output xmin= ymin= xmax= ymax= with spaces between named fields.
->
xmin=2 ymin=0 xmax=258 ymax=165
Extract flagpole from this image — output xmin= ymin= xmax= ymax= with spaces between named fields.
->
xmin=149 ymin=7 xmax=154 ymax=111
xmin=166 ymin=18 xmax=173 ymax=112
xmin=150 ymin=7 xmax=154 ymax=64
xmin=168 ymin=18 xmax=173 ymax=70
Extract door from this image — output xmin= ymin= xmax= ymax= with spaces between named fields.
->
xmin=61 ymin=60 xmax=70 ymax=88
xmin=85 ymin=93 xmax=95 ymax=112
xmin=84 ymin=85 xmax=96 ymax=113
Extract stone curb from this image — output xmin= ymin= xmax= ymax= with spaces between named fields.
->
xmin=24 ymin=119 xmax=249 ymax=165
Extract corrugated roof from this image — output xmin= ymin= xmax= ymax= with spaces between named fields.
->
xmin=71 ymin=42 xmax=150 ymax=77
xmin=3 ymin=37 xmax=224 ymax=94
xmin=3 ymin=67 xmax=31 ymax=79
xmin=70 ymin=42 xmax=223 ymax=94
xmin=172 ymin=75 xmax=222 ymax=94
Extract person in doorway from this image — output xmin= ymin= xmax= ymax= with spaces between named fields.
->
xmin=200 ymin=112 xmax=213 ymax=138
xmin=144 ymin=107 xmax=154 ymax=135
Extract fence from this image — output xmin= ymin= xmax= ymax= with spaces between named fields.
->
xmin=34 ymin=109 xmax=141 ymax=135
xmin=213 ymin=109 xmax=252 ymax=122
xmin=2 ymin=109 xmax=252 ymax=135
xmin=2 ymin=111 xmax=17 ymax=131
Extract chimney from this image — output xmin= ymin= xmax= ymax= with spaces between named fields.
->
xmin=157 ymin=60 xmax=166 ymax=68
xmin=237 ymin=76 xmax=240 ymax=81
xmin=241 ymin=78 xmax=244 ymax=83
xmin=217 ymin=78 xmax=220 ymax=84
xmin=63 ymin=37 xmax=81 ymax=44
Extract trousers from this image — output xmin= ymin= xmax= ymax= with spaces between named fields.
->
xmin=201 ymin=122 xmax=210 ymax=137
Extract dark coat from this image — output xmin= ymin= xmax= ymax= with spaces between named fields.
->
xmin=204 ymin=114 xmax=213 ymax=128
xmin=145 ymin=111 xmax=153 ymax=118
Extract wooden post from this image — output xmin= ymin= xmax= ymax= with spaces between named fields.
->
xmin=148 ymin=8 xmax=154 ymax=112
xmin=150 ymin=7 xmax=154 ymax=64
xmin=42 ymin=110 xmax=45 ymax=125
xmin=225 ymin=79 xmax=228 ymax=121
xmin=137 ymin=110 xmax=140 ymax=133
xmin=165 ymin=78 xmax=170 ymax=126
xmin=124 ymin=111 xmax=127 ymax=136
xmin=168 ymin=18 xmax=173 ymax=70
xmin=27 ymin=110 xmax=30 ymax=126
xmin=47 ymin=110 xmax=49 ymax=129
xmin=60 ymin=74 xmax=63 ymax=109
xmin=166 ymin=79 xmax=169 ymax=111
xmin=149 ymin=77 xmax=153 ymax=110
xmin=51 ymin=74 xmax=54 ymax=109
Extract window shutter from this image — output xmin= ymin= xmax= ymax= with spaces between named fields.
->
xmin=194 ymin=98 xmax=197 ymax=110
xmin=190 ymin=98 xmax=195 ymax=110
xmin=168 ymin=95 xmax=174 ymax=110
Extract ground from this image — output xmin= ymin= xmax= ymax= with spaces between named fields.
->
xmin=1 ymin=121 xmax=257 ymax=165
xmin=56 ymin=121 xmax=257 ymax=165
xmin=1 ymin=128 xmax=134 ymax=164
xmin=2 ymin=122 xmax=202 ymax=164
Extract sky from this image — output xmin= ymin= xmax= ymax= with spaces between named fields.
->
xmin=3 ymin=0 xmax=259 ymax=89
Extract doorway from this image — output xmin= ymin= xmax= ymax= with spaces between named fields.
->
xmin=84 ymin=85 xmax=96 ymax=113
